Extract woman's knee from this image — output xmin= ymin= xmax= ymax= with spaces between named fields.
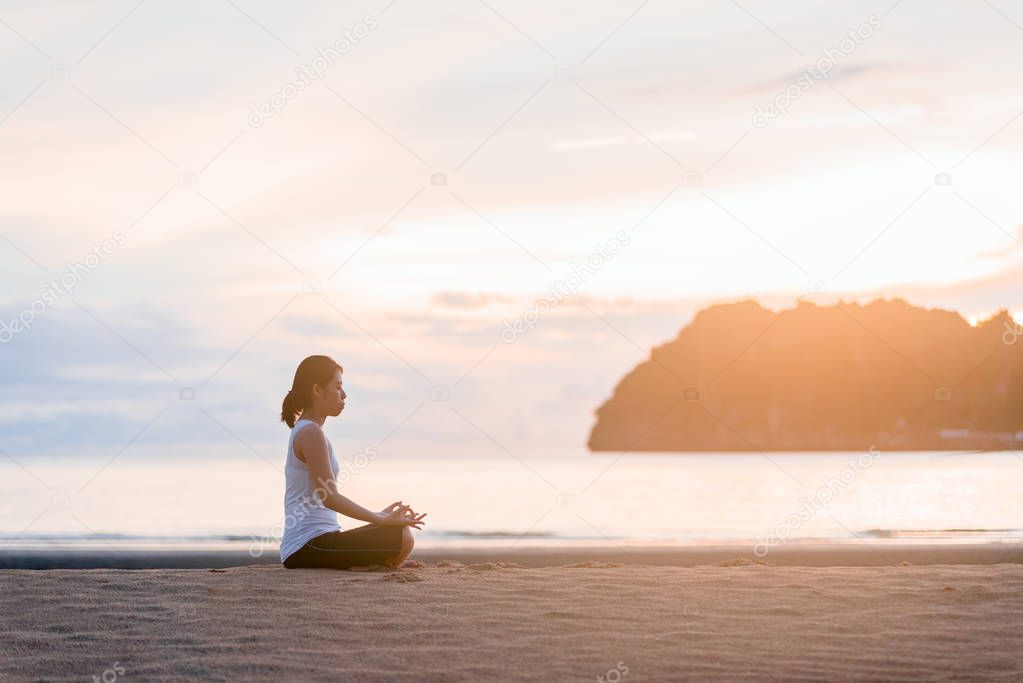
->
xmin=384 ymin=527 xmax=415 ymax=568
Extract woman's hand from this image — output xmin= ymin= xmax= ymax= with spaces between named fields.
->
xmin=377 ymin=501 xmax=427 ymax=529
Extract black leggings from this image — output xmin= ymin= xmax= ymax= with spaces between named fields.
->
xmin=283 ymin=524 xmax=405 ymax=570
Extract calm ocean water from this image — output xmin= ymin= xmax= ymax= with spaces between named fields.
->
xmin=2 ymin=450 xmax=1021 ymax=553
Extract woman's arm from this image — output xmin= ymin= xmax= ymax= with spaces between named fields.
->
xmin=294 ymin=425 xmax=424 ymax=527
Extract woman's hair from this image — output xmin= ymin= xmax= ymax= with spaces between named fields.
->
xmin=281 ymin=355 xmax=343 ymax=428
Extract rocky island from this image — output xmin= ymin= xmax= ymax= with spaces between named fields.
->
xmin=588 ymin=298 xmax=1023 ymax=452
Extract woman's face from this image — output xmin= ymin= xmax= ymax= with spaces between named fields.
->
xmin=316 ymin=369 xmax=346 ymax=417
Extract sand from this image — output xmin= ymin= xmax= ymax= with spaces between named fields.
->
xmin=3 ymin=562 xmax=1023 ymax=681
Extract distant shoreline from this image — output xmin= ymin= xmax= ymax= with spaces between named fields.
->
xmin=4 ymin=541 xmax=1021 ymax=570
xmin=586 ymin=447 xmax=1012 ymax=452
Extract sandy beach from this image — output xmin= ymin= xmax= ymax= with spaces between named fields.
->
xmin=3 ymin=560 xmax=1022 ymax=681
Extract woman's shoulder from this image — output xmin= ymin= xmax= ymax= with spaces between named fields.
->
xmin=292 ymin=419 xmax=328 ymax=444
xmin=291 ymin=419 xmax=324 ymax=445
xmin=291 ymin=420 xmax=330 ymax=465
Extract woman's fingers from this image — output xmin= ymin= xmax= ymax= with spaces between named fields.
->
xmin=384 ymin=501 xmax=426 ymax=522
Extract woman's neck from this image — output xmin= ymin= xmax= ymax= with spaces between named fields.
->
xmin=299 ymin=408 xmax=326 ymax=426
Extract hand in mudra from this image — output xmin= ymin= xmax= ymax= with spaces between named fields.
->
xmin=378 ymin=501 xmax=427 ymax=529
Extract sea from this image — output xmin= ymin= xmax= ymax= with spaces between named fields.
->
xmin=2 ymin=449 xmax=1021 ymax=555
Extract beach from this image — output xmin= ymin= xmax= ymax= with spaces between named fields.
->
xmin=3 ymin=553 xmax=1022 ymax=681
xmin=4 ymin=1 xmax=1023 ymax=680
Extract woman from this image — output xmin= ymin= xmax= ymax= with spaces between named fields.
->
xmin=279 ymin=355 xmax=425 ymax=570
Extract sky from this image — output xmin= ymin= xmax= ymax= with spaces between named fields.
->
xmin=1 ymin=0 xmax=1022 ymax=463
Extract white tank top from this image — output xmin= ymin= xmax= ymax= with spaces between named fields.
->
xmin=280 ymin=418 xmax=342 ymax=562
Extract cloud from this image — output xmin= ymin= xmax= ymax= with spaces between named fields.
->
xmin=430 ymin=290 xmax=515 ymax=309
xmin=974 ymin=225 xmax=1023 ymax=260
xmin=554 ymin=136 xmax=627 ymax=151
xmin=737 ymin=62 xmax=895 ymax=96
xmin=553 ymin=129 xmax=697 ymax=152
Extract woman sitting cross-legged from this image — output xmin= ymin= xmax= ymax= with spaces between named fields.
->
xmin=278 ymin=354 xmax=425 ymax=570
